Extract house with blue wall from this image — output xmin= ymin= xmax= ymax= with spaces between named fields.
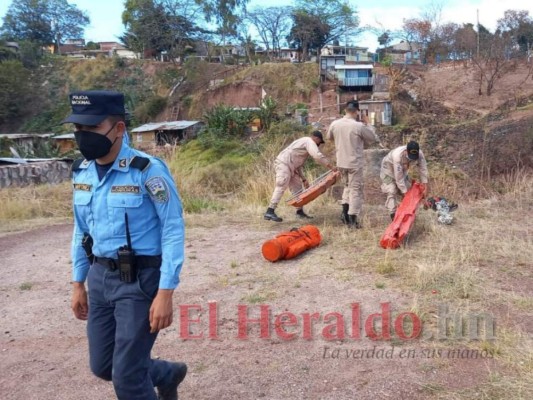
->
xmin=334 ymin=64 xmax=374 ymax=89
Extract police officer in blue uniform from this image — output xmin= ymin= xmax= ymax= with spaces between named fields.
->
xmin=65 ymin=90 xmax=186 ymax=400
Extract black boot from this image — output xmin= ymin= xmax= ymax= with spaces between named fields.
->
xmin=348 ymin=214 xmax=361 ymax=229
xmin=296 ymin=209 xmax=313 ymax=219
xmin=390 ymin=212 xmax=396 ymax=221
xmin=264 ymin=207 xmax=283 ymax=222
xmin=157 ymin=362 xmax=187 ymax=400
xmin=340 ymin=203 xmax=349 ymax=224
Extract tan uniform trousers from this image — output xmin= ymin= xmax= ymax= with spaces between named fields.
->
xmin=340 ymin=167 xmax=364 ymax=216
xmin=269 ymin=160 xmax=303 ymax=209
xmin=381 ymin=175 xmax=410 ymax=213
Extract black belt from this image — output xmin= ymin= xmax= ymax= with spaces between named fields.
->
xmin=94 ymin=255 xmax=162 ymax=271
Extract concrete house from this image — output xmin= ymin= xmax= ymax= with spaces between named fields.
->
xmin=320 ymin=45 xmax=373 ymax=89
xmin=381 ymin=41 xmax=424 ymax=64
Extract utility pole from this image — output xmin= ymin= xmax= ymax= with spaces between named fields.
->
xmin=476 ymin=9 xmax=480 ymax=58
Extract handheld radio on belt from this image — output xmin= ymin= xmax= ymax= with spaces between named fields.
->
xmin=117 ymin=212 xmax=137 ymax=283
xmin=81 ymin=232 xmax=94 ymax=264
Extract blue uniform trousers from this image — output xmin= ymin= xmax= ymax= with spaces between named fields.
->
xmin=87 ymin=262 xmax=174 ymax=400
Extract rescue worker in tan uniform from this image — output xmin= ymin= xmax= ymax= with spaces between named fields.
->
xmin=264 ymin=131 xmax=335 ymax=222
xmin=326 ymin=101 xmax=381 ymax=228
xmin=380 ymin=141 xmax=429 ymax=220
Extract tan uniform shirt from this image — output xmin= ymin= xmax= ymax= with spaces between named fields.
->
xmin=326 ymin=115 xmax=380 ymax=169
xmin=276 ymin=137 xmax=330 ymax=177
xmin=380 ymin=145 xmax=429 ymax=193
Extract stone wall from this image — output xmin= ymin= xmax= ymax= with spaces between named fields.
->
xmin=0 ymin=161 xmax=72 ymax=188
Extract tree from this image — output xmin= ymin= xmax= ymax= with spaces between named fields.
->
xmin=288 ymin=0 xmax=360 ymax=60
xmin=0 ymin=40 xmax=18 ymax=62
xmin=287 ymin=11 xmax=329 ymax=60
xmin=497 ymin=9 xmax=533 ymax=54
xmin=197 ymin=0 xmax=249 ymax=26
xmin=397 ymin=1 xmax=459 ymax=62
xmin=1 ymin=0 xmax=89 ymax=52
xmin=287 ymin=0 xmax=360 ymax=61
xmin=85 ymin=41 xmax=100 ymax=50
xmin=378 ymin=31 xmax=392 ymax=47
xmin=451 ymin=23 xmax=477 ymax=60
xmin=122 ymin=0 xmax=205 ymax=61
xmin=246 ymin=6 xmax=293 ymax=59
xmin=401 ymin=18 xmax=432 ymax=61
xmin=0 ymin=60 xmax=31 ymax=124
xmin=473 ymin=29 xmax=516 ymax=96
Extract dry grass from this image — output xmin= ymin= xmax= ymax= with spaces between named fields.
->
xmin=0 ymin=150 xmax=531 ymax=398
xmin=0 ymin=182 xmax=72 ymax=233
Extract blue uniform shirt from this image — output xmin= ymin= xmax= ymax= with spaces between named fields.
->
xmin=71 ymin=142 xmax=185 ymax=289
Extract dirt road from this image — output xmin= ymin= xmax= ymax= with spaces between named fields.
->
xmin=0 ymin=220 xmax=515 ymax=399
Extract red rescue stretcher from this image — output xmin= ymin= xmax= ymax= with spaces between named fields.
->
xmin=286 ymin=170 xmax=340 ymax=208
xmin=380 ymin=181 xmax=425 ymax=249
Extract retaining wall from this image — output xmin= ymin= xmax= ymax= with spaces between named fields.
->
xmin=0 ymin=161 xmax=72 ymax=188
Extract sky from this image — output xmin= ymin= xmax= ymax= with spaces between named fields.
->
xmin=1 ymin=0 xmax=532 ymax=52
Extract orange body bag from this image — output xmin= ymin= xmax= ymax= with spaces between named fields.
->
xmin=380 ymin=181 xmax=425 ymax=249
xmin=262 ymin=225 xmax=322 ymax=262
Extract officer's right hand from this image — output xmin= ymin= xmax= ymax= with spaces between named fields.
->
xmin=71 ymin=282 xmax=88 ymax=320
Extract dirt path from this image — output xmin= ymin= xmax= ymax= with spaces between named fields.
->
xmin=1 ymin=219 xmax=511 ymax=400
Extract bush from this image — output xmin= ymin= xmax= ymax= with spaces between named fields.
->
xmin=22 ymin=103 xmax=71 ymax=133
xmin=113 ymin=56 xmax=126 ymax=69
xmin=203 ymin=104 xmax=254 ymax=137
xmin=266 ymin=119 xmax=310 ymax=137
xmin=0 ymin=60 xmax=31 ymax=124
xmin=155 ymin=67 xmax=183 ymax=88
xmin=134 ymin=96 xmax=168 ymax=123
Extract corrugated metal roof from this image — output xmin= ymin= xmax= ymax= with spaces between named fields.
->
xmin=131 ymin=121 xmax=201 ymax=133
xmin=0 ymin=157 xmax=73 ymax=165
xmin=52 ymin=133 xmax=75 ymax=139
xmin=334 ymin=65 xmax=374 ymax=70
xmin=0 ymin=133 xmax=54 ymax=139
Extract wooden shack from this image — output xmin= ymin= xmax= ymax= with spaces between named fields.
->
xmin=52 ymin=133 xmax=77 ymax=154
xmin=358 ymin=100 xmax=392 ymax=126
xmin=131 ymin=121 xmax=203 ymax=146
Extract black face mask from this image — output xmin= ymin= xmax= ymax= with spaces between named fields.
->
xmin=74 ymin=124 xmax=117 ymax=160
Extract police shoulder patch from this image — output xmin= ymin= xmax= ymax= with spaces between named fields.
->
xmin=145 ymin=176 xmax=169 ymax=203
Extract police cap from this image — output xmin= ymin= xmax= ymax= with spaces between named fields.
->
xmin=62 ymin=90 xmax=125 ymax=125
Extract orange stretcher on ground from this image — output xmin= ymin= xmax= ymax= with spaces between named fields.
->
xmin=262 ymin=225 xmax=322 ymax=262
xmin=380 ymin=181 xmax=425 ymax=249
xmin=286 ymin=170 xmax=340 ymax=208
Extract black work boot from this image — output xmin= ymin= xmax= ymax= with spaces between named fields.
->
xmin=348 ymin=214 xmax=361 ymax=229
xmin=158 ymin=362 xmax=187 ymax=400
xmin=296 ymin=209 xmax=313 ymax=219
xmin=340 ymin=203 xmax=349 ymax=224
xmin=264 ymin=207 xmax=283 ymax=222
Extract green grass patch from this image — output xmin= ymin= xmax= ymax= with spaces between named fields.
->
xmin=19 ymin=282 xmax=33 ymax=290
